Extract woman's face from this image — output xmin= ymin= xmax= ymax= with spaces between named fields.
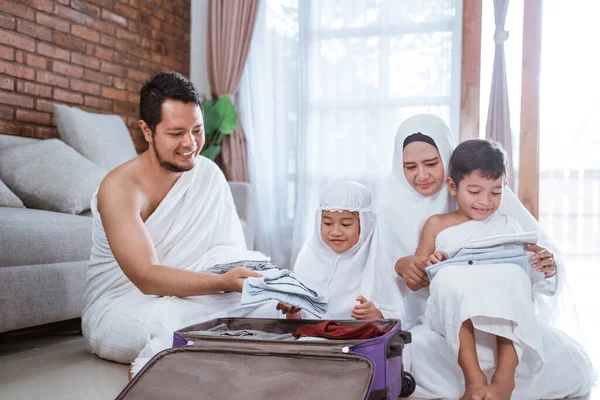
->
xmin=402 ymin=141 xmax=445 ymax=196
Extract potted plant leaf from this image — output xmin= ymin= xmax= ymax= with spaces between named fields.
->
xmin=200 ymin=95 xmax=237 ymax=161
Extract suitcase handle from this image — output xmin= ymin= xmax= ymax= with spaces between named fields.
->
xmin=387 ymin=330 xmax=411 ymax=358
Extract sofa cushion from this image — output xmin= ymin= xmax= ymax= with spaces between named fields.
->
xmin=0 ymin=139 xmax=107 ymax=214
xmin=54 ymin=104 xmax=137 ymax=171
xmin=0 ymin=207 xmax=92 ymax=268
xmin=0 ymin=179 xmax=24 ymax=208
xmin=0 ymin=134 xmax=39 ymax=151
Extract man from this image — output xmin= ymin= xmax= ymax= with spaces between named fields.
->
xmin=82 ymin=72 xmax=278 ymax=372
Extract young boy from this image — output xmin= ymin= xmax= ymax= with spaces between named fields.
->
xmin=415 ymin=140 xmax=532 ymax=400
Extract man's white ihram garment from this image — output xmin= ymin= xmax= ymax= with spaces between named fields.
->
xmin=81 ymin=157 xmax=280 ymax=375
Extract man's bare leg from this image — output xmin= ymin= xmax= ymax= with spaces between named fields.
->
xmin=480 ymin=336 xmax=517 ymax=400
xmin=458 ymin=319 xmax=488 ymax=400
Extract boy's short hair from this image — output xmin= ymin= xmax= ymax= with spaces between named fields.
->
xmin=449 ymin=139 xmax=507 ymax=186
xmin=139 ymin=71 xmax=203 ymax=133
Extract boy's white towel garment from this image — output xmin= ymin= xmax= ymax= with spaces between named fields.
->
xmin=242 ymin=268 xmax=329 ymax=317
xmin=81 ymin=157 xmax=281 ymax=372
xmin=424 ymin=213 xmax=545 ymax=379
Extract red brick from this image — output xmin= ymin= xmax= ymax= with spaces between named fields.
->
xmin=0 ymin=122 xmax=36 ymax=136
xmin=0 ymin=77 xmax=14 ymax=91
xmin=25 ymin=53 xmax=49 ymax=70
xmin=128 ymin=46 xmax=150 ymax=60
xmin=84 ymin=95 xmax=112 ymax=111
xmin=101 ymin=87 xmax=127 ymax=101
xmin=100 ymin=61 xmax=127 ymax=77
xmin=116 ymin=28 xmax=140 ymax=44
xmin=20 ymin=0 xmax=53 ymax=13
xmin=121 ymin=55 xmax=139 ymax=68
xmin=36 ymin=13 xmax=71 ymax=33
xmin=0 ymin=44 xmax=14 ymax=61
xmin=0 ymin=30 xmax=36 ymax=52
xmin=86 ymin=0 xmax=115 ymax=9
xmin=93 ymin=46 xmax=113 ymax=61
xmin=113 ymin=77 xmax=127 ymax=90
xmin=0 ymin=105 xmax=13 ymax=119
xmin=86 ymin=18 xmax=115 ymax=35
xmin=55 ymin=0 xmax=71 ymax=5
xmin=71 ymin=52 xmax=101 ymax=70
xmin=54 ymin=4 xmax=87 ymax=25
xmin=71 ymin=0 xmax=100 ymax=18
xmin=127 ymin=69 xmax=149 ymax=83
xmin=54 ymin=32 xmax=87 ymax=53
xmin=0 ymin=60 xmax=35 ymax=80
xmin=0 ymin=91 xmax=34 ymax=108
xmin=52 ymin=60 xmax=84 ymax=78
xmin=70 ymin=78 xmax=101 ymax=95
xmin=114 ymin=2 xmax=139 ymax=20
xmin=127 ymin=93 xmax=139 ymax=103
xmin=17 ymin=81 xmax=53 ymax=98
xmin=0 ymin=14 xmax=16 ymax=30
xmin=36 ymin=99 xmax=55 ymax=113
xmin=35 ymin=126 xmax=59 ymax=139
xmin=17 ymin=20 xmax=52 ymax=41
xmin=36 ymin=70 xmax=69 ymax=89
xmin=0 ymin=2 xmax=35 ymax=21
xmin=54 ymin=89 xmax=84 ymax=105
xmin=15 ymin=50 xmax=24 ymax=63
xmin=101 ymin=9 xmax=128 ymax=27
xmin=113 ymin=100 xmax=137 ymax=114
xmin=16 ymin=109 xmax=52 ymax=125
xmin=100 ymin=34 xmax=115 ymax=48
xmin=37 ymin=42 xmax=70 ymax=62
xmin=71 ymin=24 xmax=100 ymax=43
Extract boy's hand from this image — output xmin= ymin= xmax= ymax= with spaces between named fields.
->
xmin=428 ymin=251 xmax=447 ymax=265
xmin=351 ymin=296 xmax=384 ymax=320
xmin=395 ymin=255 xmax=430 ymax=291
xmin=276 ymin=302 xmax=302 ymax=319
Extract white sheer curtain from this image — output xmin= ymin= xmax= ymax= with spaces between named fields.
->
xmin=239 ymin=0 xmax=463 ymax=267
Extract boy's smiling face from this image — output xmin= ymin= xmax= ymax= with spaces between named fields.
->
xmin=321 ymin=210 xmax=360 ymax=254
xmin=448 ymin=171 xmax=505 ymax=221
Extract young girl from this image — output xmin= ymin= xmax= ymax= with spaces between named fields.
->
xmin=277 ymin=181 xmax=384 ymax=320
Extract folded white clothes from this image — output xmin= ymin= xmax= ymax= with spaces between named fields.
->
xmin=241 ymin=268 xmax=329 ymax=317
xmin=204 ymin=260 xmax=279 ymax=274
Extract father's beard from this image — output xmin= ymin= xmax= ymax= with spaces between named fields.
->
xmin=153 ymin=144 xmax=194 ymax=173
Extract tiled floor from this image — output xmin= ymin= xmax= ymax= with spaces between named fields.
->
xmin=0 ymin=333 xmax=596 ymax=400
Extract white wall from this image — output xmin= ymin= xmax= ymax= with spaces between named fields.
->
xmin=190 ymin=0 xmax=211 ymax=97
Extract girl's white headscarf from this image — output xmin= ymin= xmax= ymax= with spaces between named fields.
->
xmin=293 ymin=181 xmax=377 ymax=319
xmin=374 ymin=114 xmax=579 ymax=338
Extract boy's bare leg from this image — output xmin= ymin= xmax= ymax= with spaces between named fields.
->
xmin=458 ymin=319 xmax=488 ymax=400
xmin=479 ymin=336 xmax=517 ymax=400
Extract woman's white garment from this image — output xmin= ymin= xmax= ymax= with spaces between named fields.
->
xmin=424 ymin=214 xmax=544 ymax=379
xmin=293 ymin=181 xmax=379 ymax=319
xmin=81 ymin=157 xmax=280 ymax=372
xmin=374 ymin=114 xmax=456 ymax=327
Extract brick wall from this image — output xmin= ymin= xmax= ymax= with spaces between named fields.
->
xmin=0 ymin=0 xmax=191 ymax=152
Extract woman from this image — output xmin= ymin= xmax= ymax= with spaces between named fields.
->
xmin=374 ymin=114 xmax=595 ymax=399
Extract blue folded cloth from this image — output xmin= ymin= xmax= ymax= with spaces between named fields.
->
xmin=204 ymin=260 xmax=279 ymax=274
xmin=425 ymin=246 xmax=543 ymax=282
xmin=241 ymin=269 xmax=329 ymax=317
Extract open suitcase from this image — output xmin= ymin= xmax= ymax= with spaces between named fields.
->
xmin=115 ymin=318 xmax=416 ymax=400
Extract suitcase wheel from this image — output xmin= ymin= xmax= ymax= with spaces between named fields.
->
xmin=399 ymin=371 xmax=416 ymax=398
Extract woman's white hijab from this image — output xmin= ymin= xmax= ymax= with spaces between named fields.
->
xmin=293 ymin=181 xmax=377 ymax=319
xmin=375 ymin=114 xmax=579 ymax=338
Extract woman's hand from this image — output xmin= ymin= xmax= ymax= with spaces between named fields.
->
xmin=276 ymin=302 xmax=303 ymax=319
xmin=527 ymin=243 xmax=557 ymax=278
xmin=351 ymin=296 xmax=384 ymax=320
xmin=395 ymin=255 xmax=430 ymax=291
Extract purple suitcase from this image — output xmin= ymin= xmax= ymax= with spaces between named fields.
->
xmin=115 ymin=318 xmax=415 ymax=400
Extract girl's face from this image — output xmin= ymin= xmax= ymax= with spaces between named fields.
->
xmin=402 ymin=141 xmax=445 ymax=196
xmin=321 ymin=210 xmax=360 ymax=254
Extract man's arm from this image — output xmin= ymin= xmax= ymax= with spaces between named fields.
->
xmin=97 ymin=178 xmax=257 ymax=297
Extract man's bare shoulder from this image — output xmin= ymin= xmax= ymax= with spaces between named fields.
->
xmin=97 ymin=158 xmax=143 ymax=214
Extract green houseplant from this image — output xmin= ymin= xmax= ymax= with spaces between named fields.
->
xmin=200 ymin=95 xmax=237 ymax=161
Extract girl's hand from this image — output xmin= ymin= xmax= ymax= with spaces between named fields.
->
xmin=351 ymin=296 xmax=384 ymax=320
xmin=276 ymin=302 xmax=302 ymax=319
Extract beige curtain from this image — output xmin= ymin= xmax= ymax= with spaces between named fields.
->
xmin=207 ymin=0 xmax=259 ymax=182
xmin=485 ymin=0 xmax=514 ymax=188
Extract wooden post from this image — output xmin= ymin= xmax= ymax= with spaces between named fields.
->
xmin=518 ymin=0 xmax=543 ymax=219
xmin=460 ymin=0 xmax=483 ymax=142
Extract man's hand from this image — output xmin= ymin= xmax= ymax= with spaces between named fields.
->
xmin=395 ymin=255 xmax=430 ymax=291
xmin=221 ymin=267 xmax=263 ymax=292
xmin=276 ymin=302 xmax=302 ymax=319
xmin=351 ymin=296 xmax=384 ymax=320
